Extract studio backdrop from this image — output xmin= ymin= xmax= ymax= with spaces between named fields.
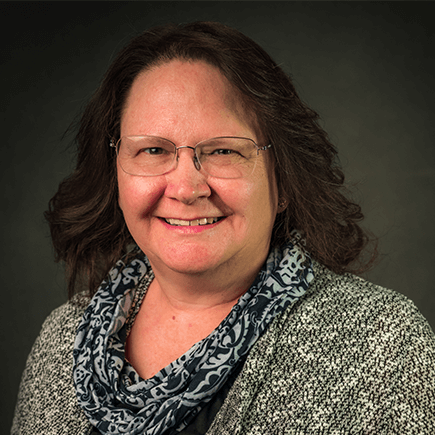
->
xmin=2 ymin=2 xmax=434 ymax=432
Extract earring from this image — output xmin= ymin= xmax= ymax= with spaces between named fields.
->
xmin=278 ymin=198 xmax=287 ymax=211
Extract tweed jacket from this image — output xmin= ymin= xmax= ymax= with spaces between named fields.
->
xmin=12 ymin=263 xmax=435 ymax=434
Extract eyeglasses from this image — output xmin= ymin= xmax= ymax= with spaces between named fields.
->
xmin=110 ymin=136 xmax=272 ymax=179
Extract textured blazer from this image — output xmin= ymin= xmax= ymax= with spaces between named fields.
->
xmin=12 ymin=263 xmax=435 ymax=434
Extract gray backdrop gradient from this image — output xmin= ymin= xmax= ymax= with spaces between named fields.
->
xmin=2 ymin=2 xmax=434 ymax=431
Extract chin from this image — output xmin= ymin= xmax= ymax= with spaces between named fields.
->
xmin=148 ymin=243 xmax=234 ymax=276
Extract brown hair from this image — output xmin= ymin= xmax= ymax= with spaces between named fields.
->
xmin=45 ymin=21 xmax=376 ymax=298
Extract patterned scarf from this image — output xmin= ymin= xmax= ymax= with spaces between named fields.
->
xmin=73 ymin=239 xmax=314 ymax=434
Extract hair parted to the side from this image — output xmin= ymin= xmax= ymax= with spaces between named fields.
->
xmin=45 ymin=21 xmax=376 ymax=298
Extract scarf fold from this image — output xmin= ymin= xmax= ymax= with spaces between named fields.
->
xmin=73 ymin=238 xmax=314 ymax=435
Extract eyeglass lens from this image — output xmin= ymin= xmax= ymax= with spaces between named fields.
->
xmin=117 ymin=136 xmax=259 ymax=179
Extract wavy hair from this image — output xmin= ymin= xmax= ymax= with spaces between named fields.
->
xmin=45 ymin=21 xmax=376 ymax=298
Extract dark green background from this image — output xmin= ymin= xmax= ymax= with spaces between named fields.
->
xmin=2 ymin=2 xmax=434 ymax=431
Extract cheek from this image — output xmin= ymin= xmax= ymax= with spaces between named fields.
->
xmin=117 ymin=171 xmax=165 ymax=218
xmin=246 ymin=171 xmax=278 ymax=230
xmin=217 ymin=176 xmax=275 ymax=228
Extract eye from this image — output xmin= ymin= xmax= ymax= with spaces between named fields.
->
xmin=139 ymin=147 xmax=167 ymax=156
xmin=198 ymin=139 xmax=252 ymax=161
xmin=211 ymin=148 xmax=237 ymax=155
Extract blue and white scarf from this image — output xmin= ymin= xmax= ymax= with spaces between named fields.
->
xmin=73 ymin=239 xmax=314 ymax=434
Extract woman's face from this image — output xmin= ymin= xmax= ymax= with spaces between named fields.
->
xmin=118 ymin=60 xmax=278 ymax=281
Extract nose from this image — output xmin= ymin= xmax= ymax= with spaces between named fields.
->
xmin=164 ymin=147 xmax=211 ymax=204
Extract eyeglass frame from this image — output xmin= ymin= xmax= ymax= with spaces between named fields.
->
xmin=109 ymin=135 xmax=272 ymax=179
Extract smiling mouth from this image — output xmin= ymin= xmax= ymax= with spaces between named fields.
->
xmin=163 ymin=217 xmax=223 ymax=226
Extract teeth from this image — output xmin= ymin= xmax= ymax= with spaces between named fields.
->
xmin=165 ymin=217 xmax=220 ymax=226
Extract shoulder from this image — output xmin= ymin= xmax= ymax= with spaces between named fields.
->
xmin=28 ymin=294 xmax=90 ymax=362
xmin=277 ymin=261 xmax=435 ymax=365
xmin=251 ymin=260 xmax=435 ymax=375
xmin=36 ymin=294 xmax=89 ymax=346
xmin=295 ymin=261 xmax=434 ymax=338
xmin=12 ymin=294 xmax=92 ymax=435
xmin=219 ymin=263 xmax=435 ymax=434
xmin=305 ymin=261 xmax=424 ymax=312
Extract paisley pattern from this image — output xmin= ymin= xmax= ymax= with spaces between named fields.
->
xmin=73 ymin=238 xmax=314 ymax=434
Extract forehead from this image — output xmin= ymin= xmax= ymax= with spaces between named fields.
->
xmin=121 ymin=60 xmax=260 ymax=138
xmin=126 ymin=60 xmax=237 ymax=104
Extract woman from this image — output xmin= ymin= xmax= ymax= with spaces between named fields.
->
xmin=12 ymin=21 xmax=435 ymax=434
